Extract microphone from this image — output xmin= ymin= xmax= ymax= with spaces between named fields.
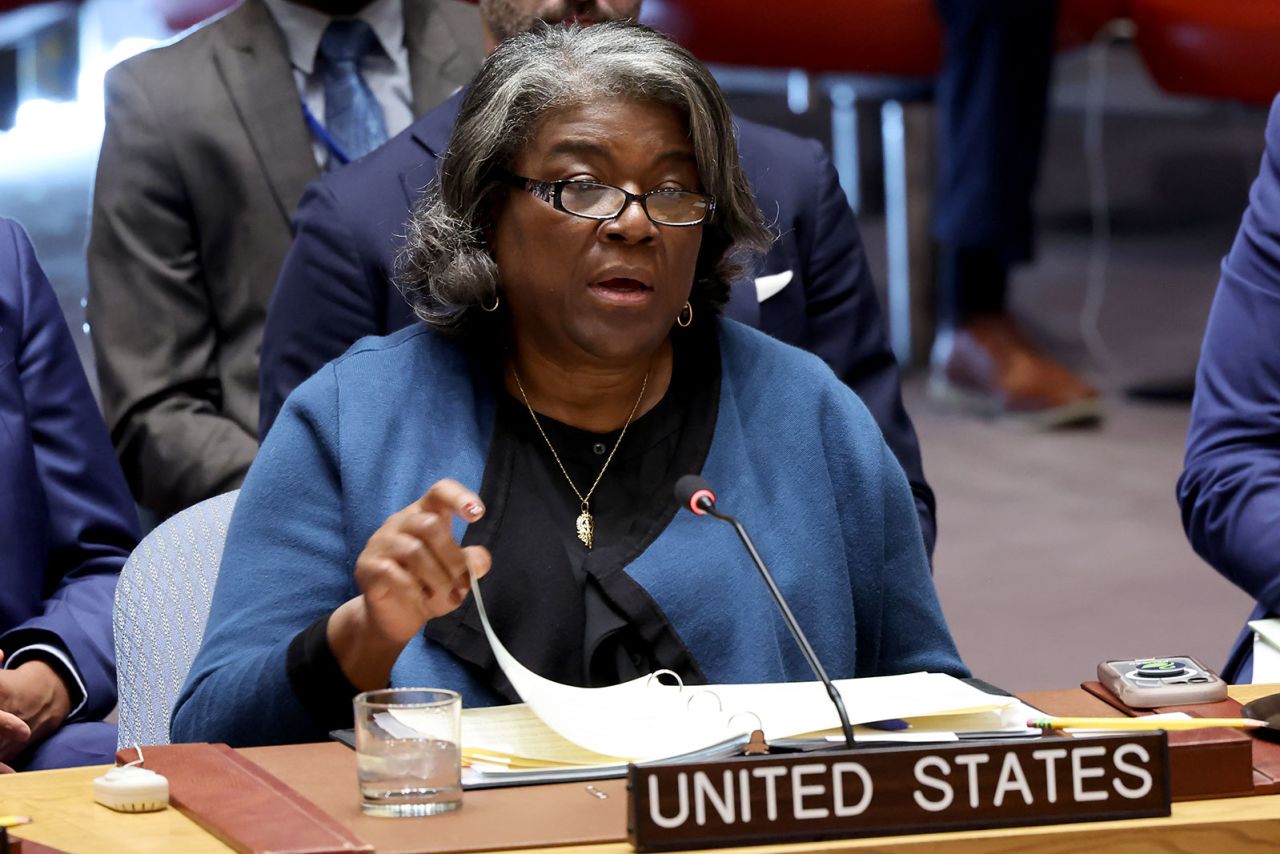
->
xmin=674 ymin=475 xmax=856 ymax=750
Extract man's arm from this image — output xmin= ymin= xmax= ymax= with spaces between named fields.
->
xmin=797 ymin=140 xmax=938 ymax=557
xmin=260 ymin=180 xmax=385 ymax=439
xmin=87 ymin=61 xmax=257 ymax=516
xmin=1178 ymin=98 xmax=1280 ymax=617
xmin=0 ymin=221 xmax=139 ymax=729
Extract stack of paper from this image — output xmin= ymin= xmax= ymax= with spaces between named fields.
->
xmin=405 ymin=573 xmax=1033 ymax=786
xmin=460 ymin=704 xmax=626 ymax=770
xmin=462 ymin=571 xmax=1021 ymax=762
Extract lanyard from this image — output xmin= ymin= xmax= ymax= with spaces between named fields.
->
xmin=301 ymin=100 xmax=351 ymax=167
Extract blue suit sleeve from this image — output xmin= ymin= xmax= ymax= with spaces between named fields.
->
xmin=797 ymin=141 xmax=937 ymax=557
xmin=0 ymin=220 xmax=139 ymax=721
xmin=260 ymin=179 xmax=383 ymax=439
xmin=1179 ymin=97 xmax=1280 ymax=620
xmin=172 ymin=366 xmax=356 ymax=746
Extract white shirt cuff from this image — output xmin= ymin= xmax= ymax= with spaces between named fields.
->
xmin=4 ymin=643 xmax=89 ymax=720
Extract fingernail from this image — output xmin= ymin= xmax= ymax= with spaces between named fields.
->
xmin=464 ymin=501 xmax=484 ymax=519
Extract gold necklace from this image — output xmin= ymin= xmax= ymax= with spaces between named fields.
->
xmin=511 ymin=367 xmax=649 ymax=549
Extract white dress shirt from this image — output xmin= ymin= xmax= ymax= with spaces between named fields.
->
xmin=262 ymin=0 xmax=414 ymax=168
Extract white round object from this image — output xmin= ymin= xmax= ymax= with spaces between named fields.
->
xmin=92 ymin=765 xmax=170 ymax=813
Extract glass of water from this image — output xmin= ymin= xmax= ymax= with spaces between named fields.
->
xmin=354 ymin=688 xmax=462 ymax=817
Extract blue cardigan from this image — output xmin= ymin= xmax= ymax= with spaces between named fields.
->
xmin=173 ymin=321 xmax=966 ymax=746
xmin=1179 ymin=95 xmax=1280 ymax=682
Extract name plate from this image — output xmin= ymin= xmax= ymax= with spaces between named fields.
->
xmin=628 ymin=733 xmax=1170 ymax=851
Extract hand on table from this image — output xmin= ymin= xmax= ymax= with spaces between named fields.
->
xmin=329 ymin=480 xmax=491 ymax=690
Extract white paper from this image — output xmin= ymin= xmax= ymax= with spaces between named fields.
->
xmin=1250 ymin=617 xmax=1280 ymax=651
xmin=708 ymin=672 xmax=1012 ymax=737
xmin=466 ymin=572 xmax=1016 ymax=761
xmin=1254 ymin=629 xmax=1280 ymax=683
xmin=469 ymin=572 xmax=744 ymax=759
xmin=843 ymin=731 xmax=961 ymax=744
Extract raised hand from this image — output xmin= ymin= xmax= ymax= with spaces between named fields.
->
xmin=328 ymin=480 xmax=492 ymax=691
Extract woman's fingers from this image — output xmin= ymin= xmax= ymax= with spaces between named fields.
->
xmin=358 ymin=555 xmax=427 ymax=611
xmin=417 ymin=479 xmax=485 ymax=523
xmin=355 ymin=480 xmax=492 ymax=636
xmin=400 ymin=512 xmax=469 ymax=587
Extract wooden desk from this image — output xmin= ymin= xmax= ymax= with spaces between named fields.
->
xmin=3 ymin=685 xmax=1278 ymax=854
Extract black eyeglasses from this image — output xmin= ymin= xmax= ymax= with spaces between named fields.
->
xmin=502 ymin=173 xmax=716 ymax=227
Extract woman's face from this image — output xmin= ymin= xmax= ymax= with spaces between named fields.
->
xmin=491 ymin=97 xmax=704 ymax=368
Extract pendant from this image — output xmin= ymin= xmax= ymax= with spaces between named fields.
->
xmin=576 ymin=510 xmax=595 ymax=549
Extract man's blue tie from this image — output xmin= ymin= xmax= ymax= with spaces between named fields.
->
xmin=317 ymin=19 xmax=388 ymax=163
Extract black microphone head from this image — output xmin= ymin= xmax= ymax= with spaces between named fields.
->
xmin=675 ymin=474 xmax=716 ymax=515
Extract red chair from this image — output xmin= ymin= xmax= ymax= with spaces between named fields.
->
xmin=646 ymin=0 xmax=1122 ymax=72
xmin=0 ymin=0 xmax=75 ymax=11
xmin=1130 ymin=0 xmax=1280 ymax=106
xmin=642 ymin=0 xmax=1129 ymax=364
xmin=150 ymin=0 xmax=238 ymax=32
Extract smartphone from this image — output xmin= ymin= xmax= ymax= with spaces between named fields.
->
xmin=1097 ymin=656 xmax=1228 ymax=709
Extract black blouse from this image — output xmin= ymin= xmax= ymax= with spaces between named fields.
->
xmin=287 ymin=325 xmax=721 ymax=729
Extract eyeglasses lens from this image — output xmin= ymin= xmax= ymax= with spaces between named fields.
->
xmin=559 ymin=182 xmax=707 ymax=225
xmin=560 ymin=183 xmax=623 ymax=217
xmin=646 ymin=192 xmax=707 ymax=225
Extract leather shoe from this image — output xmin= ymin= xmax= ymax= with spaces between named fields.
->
xmin=929 ymin=315 xmax=1103 ymax=428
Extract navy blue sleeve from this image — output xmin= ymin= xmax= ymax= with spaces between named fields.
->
xmin=260 ymin=179 xmax=384 ymax=439
xmin=0 ymin=219 xmax=140 ymax=720
xmin=796 ymin=140 xmax=937 ymax=557
xmin=1179 ymin=97 xmax=1280 ymax=640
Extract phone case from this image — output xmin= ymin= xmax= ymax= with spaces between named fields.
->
xmin=1097 ymin=656 xmax=1228 ymax=709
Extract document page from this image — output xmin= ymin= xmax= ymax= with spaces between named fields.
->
xmin=469 ymin=570 xmax=742 ymax=759
xmin=464 ymin=571 xmax=1017 ymax=762
xmin=460 ymin=705 xmax=625 ymax=767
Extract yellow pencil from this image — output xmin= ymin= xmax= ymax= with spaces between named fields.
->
xmin=1028 ymin=716 xmax=1267 ymax=731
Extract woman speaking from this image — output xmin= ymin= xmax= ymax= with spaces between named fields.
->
xmin=172 ymin=22 xmax=967 ymax=746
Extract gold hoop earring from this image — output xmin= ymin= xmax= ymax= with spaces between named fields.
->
xmin=676 ymin=302 xmax=693 ymax=328
xmin=481 ymin=293 xmax=500 ymax=312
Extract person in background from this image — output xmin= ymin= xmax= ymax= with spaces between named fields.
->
xmin=928 ymin=0 xmax=1102 ymax=428
xmin=1178 ymin=95 xmax=1280 ymax=683
xmin=172 ymin=23 xmax=966 ymax=747
xmin=87 ymin=0 xmax=484 ymax=518
xmin=258 ymin=0 xmax=939 ymax=558
xmin=1 ymin=218 xmax=139 ymax=771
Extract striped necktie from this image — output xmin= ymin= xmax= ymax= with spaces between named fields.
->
xmin=316 ymin=19 xmax=389 ymax=163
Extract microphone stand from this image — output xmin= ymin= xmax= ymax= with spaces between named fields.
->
xmin=696 ymin=498 xmax=857 ymax=750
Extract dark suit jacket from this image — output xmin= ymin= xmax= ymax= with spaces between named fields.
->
xmin=1178 ymin=95 xmax=1280 ymax=682
xmin=0 ymin=218 xmax=139 ymax=721
xmin=87 ymin=0 xmax=484 ymax=516
xmin=261 ymin=93 xmax=937 ymax=554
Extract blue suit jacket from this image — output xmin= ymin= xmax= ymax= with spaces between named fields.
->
xmin=260 ymin=94 xmax=936 ymax=554
xmin=0 ymin=218 xmax=139 ymax=719
xmin=1178 ymin=96 xmax=1280 ymax=683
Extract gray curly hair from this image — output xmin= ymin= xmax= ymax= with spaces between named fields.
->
xmin=396 ymin=20 xmax=773 ymax=335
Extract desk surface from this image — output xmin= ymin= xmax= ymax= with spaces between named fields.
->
xmin=3 ymin=684 xmax=1277 ymax=854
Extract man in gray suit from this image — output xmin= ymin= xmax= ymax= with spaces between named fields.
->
xmin=87 ymin=0 xmax=484 ymax=517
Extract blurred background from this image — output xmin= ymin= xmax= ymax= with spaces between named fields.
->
xmin=1 ymin=0 xmax=1275 ymax=691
